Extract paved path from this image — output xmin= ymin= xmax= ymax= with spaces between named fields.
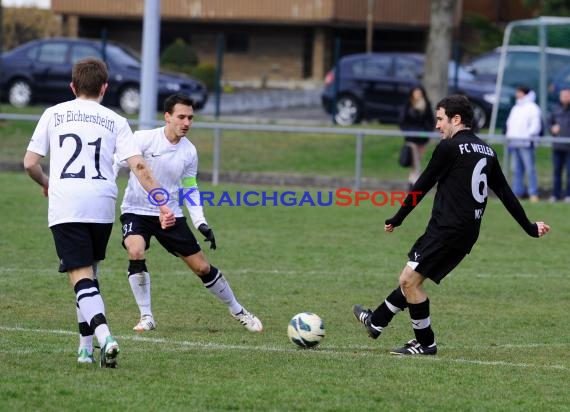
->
xmin=199 ymin=89 xmax=334 ymax=126
xmin=2 ymin=89 xmax=406 ymax=189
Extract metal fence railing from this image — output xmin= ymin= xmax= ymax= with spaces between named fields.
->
xmin=4 ymin=112 xmax=569 ymax=191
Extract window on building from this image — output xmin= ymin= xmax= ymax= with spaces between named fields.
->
xmin=302 ymin=31 xmax=313 ymax=79
xmin=226 ymin=34 xmax=249 ymax=53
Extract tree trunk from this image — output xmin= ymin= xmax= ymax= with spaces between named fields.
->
xmin=424 ymin=0 xmax=458 ymax=108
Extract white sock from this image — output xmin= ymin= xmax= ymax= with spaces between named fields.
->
xmin=203 ymin=270 xmax=243 ymax=315
xmin=75 ymin=279 xmax=109 ymax=348
xmin=129 ymin=271 xmax=152 ymax=316
xmin=76 ymin=305 xmax=93 ymax=351
xmin=94 ymin=324 xmax=111 ymax=348
xmin=77 ymin=264 xmax=98 ymax=351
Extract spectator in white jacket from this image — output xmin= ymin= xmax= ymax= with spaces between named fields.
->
xmin=505 ymin=86 xmax=542 ymax=202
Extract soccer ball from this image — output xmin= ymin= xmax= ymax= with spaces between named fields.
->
xmin=287 ymin=312 xmax=325 ymax=349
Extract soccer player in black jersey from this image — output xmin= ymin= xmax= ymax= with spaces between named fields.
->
xmin=353 ymin=94 xmax=550 ymax=355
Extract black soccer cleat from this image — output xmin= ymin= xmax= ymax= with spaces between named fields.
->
xmin=390 ymin=339 xmax=437 ymax=356
xmin=352 ymin=304 xmax=382 ymax=339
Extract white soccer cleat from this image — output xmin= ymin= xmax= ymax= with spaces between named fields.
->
xmin=100 ymin=336 xmax=120 ymax=368
xmin=231 ymin=308 xmax=263 ymax=332
xmin=77 ymin=347 xmax=94 ymax=364
xmin=133 ymin=314 xmax=156 ymax=333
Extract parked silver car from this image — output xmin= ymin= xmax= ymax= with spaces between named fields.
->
xmin=465 ymin=45 xmax=570 ymax=92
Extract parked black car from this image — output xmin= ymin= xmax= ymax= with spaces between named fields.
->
xmin=321 ymin=52 xmax=513 ymax=128
xmin=0 ymin=37 xmax=208 ymax=114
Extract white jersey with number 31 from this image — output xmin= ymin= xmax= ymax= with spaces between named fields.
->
xmin=27 ymin=99 xmax=140 ymax=227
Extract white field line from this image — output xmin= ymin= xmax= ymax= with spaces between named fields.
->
xmin=0 ymin=267 xmax=316 ymax=276
xmin=0 ymin=326 xmax=568 ymax=371
xmin=0 ymin=266 xmax=562 ymax=279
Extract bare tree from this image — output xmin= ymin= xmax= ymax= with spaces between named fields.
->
xmin=2 ymin=7 xmax=60 ymax=50
xmin=424 ymin=0 xmax=458 ymax=107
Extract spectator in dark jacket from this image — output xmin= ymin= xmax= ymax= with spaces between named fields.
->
xmin=399 ymin=86 xmax=434 ymax=188
xmin=549 ymin=87 xmax=570 ymax=202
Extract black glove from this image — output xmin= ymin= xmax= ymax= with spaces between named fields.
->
xmin=385 ymin=216 xmax=402 ymax=228
xmin=198 ymin=224 xmax=217 ymax=250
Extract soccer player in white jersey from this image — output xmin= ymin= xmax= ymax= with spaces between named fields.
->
xmin=115 ymin=93 xmax=263 ymax=333
xmin=23 ymin=58 xmax=175 ymax=368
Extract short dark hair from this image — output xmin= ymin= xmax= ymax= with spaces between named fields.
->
xmin=436 ymin=94 xmax=474 ymax=128
xmin=163 ymin=93 xmax=194 ymax=114
xmin=72 ymin=57 xmax=108 ymax=98
xmin=516 ymin=85 xmax=530 ymax=95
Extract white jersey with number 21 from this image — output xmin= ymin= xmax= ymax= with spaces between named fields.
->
xmin=27 ymin=99 xmax=140 ymax=227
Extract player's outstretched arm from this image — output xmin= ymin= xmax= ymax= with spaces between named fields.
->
xmin=488 ymin=161 xmax=545 ymax=238
xmin=535 ymin=221 xmax=550 ymax=237
xmin=198 ymin=224 xmax=217 ymax=250
xmin=126 ymin=154 xmax=175 ymax=229
xmin=384 ymin=217 xmax=401 ymax=233
xmin=383 ymin=143 xmax=446 ymax=234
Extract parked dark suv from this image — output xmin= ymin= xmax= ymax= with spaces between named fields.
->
xmin=0 ymin=37 xmax=208 ymax=114
xmin=321 ymin=52 xmax=513 ymax=128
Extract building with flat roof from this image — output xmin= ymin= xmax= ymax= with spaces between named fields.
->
xmin=51 ymin=0 xmax=534 ymax=88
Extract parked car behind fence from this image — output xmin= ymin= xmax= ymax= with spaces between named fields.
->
xmin=465 ymin=46 xmax=570 ymax=95
xmin=321 ymin=52 xmax=512 ymax=129
xmin=549 ymin=63 xmax=570 ymax=98
xmin=0 ymin=37 xmax=208 ymax=114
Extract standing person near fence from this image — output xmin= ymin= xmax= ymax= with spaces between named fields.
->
xmin=114 ymin=93 xmax=263 ymax=334
xmin=505 ymin=85 xmax=542 ymax=203
xmin=398 ymin=86 xmax=434 ymax=189
xmin=548 ymin=87 xmax=570 ymax=202
xmin=352 ymin=94 xmax=549 ymax=355
xmin=23 ymin=57 xmax=175 ymax=368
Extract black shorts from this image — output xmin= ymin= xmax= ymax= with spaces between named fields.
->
xmin=120 ymin=213 xmax=201 ymax=257
xmin=407 ymin=233 xmax=467 ymax=284
xmin=50 ymin=222 xmax=113 ymax=273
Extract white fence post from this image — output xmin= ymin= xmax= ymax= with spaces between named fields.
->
xmin=354 ymin=132 xmax=364 ymax=191
xmin=212 ymin=127 xmax=221 ymax=186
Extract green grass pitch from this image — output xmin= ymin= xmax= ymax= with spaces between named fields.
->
xmin=0 ymin=172 xmax=568 ymax=411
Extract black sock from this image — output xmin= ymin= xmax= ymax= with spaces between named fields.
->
xmin=74 ymin=278 xmax=107 ymax=332
xmin=371 ymin=287 xmax=408 ymax=327
xmin=78 ymin=321 xmax=92 ymax=336
xmin=128 ymin=259 xmax=147 ymax=276
xmin=199 ymin=265 xmax=219 ymax=285
xmin=408 ymin=299 xmax=435 ymax=347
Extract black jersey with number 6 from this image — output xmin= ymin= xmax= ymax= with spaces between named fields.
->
xmin=388 ymin=129 xmax=538 ymax=253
